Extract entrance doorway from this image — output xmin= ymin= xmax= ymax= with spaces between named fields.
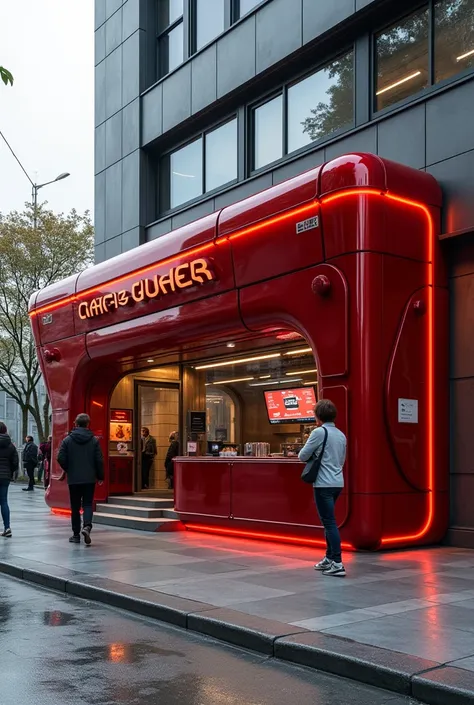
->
xmin=136 ymin=382 xmax=180 ymax=492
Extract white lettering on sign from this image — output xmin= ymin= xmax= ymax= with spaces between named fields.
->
xmin=296 ymin=216 xmax=319 ymax=234
xmin=398 ymin=399 xmax=419 ymax=424
xmin=42 ymin=313 xmax=53 ymax=325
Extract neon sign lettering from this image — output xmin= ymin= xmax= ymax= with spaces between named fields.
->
xmin=78 ymin=258 xmax=214 ymax=320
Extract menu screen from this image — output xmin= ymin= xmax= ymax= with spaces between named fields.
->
xmin=264 ymin=387 xmax=317 ymax=424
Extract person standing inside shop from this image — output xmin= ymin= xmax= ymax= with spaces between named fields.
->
xmin=299 ymin=399 xmax=347 ymax=577
xmin=22 ymin=435 xmax=38 ymax=492
xmin=141 ymin=427 xmax=157 ymax=490
xmin=164 ymin=432 xmax=179 ymax=490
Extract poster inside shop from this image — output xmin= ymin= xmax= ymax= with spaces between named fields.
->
xmin=110 ymin=409 xmax=133 ymax=443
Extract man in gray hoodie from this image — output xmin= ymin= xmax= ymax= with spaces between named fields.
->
xmin=57 ymin=413 xmax=104 ymax=545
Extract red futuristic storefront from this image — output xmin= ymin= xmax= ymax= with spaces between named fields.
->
xmin=29 ymin=153 xmax=449 ymax=551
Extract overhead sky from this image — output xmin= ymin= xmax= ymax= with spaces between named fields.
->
xmin=0 ymin=0 xmax=94 ymax=218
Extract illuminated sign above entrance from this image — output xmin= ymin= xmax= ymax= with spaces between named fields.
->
xmin=78 ymin=258 xmax=215 ymax=320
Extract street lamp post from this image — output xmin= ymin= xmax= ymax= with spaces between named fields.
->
xmin=32 ymin=172 xmax=70 ymax=229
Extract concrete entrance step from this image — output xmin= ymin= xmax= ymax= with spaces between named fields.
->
xmin=93 ymin=512 xmax=184 ymax=532
xmin=109 ymin=496 xmax=174 ymax=509
xmin=96 ymin=503 xmax=179 ymax=520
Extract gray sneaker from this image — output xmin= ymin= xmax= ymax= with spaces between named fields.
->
xmin=322 ymin=561 xmax=346 ymax=578
xmin=314 ymin=557 xmax=332 ymax=571
xmin=81 ymin=526 xmax=92 ymax=546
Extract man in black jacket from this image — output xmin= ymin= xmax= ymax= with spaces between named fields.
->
xmin=57 ymin=413 xmax=104 ymax=545
xmin=22 ymin=436 xmax=38 ymax=491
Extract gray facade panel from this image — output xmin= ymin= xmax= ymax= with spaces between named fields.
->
xmin=122 ymin=227 xmax=141 ymax=252
xmin=324 ymin=125 xmax=377 ymax=161
xmin=356 ymin=0 xmax=376 ymax=7
xmin=105 ymin=112 xmax=123 ymax=168
xmin=95 ymin=243 xmax=106 ymax=263
xmin=142 ymin=83 xmax=163 ymax=144
xmin=122 ymin=150 xmax=141 ymax=232
xmin=217 ymin=16 xmax=256 ymax=98
xmin=106 ymin=0 xmax=123 ymax=20
xmin=302 ymin=0 xmax=355 ymax=44
xmin=192 ymin=45 xmax=218 ymax=114
xmin=426 ymin=82 xmax=474 ymax=166
xmin=105 ymin=46 xmax=123 ymax=119
xmin=451 ymin=377 xmax=474 ymax=475
xmin=95 ymin=0 xmax=106 ymax=29
xmin=427 ymin=150 xmax=474 ymax=234
xmin=449 ymin=271 xmax=474 ymax=379
xmin=214 ymin=173 xmax=273 ymax=209
xmin=122 ymin=98 xmax=140 ymax=157
xmin=147 ymin=219 xmax=172 ymax=240
xmin=162 ymin=63 xmax=192 ymax=133
xmin=377 ymin=104 xmax=426 ymax=170
xmin=122 ymin=30 xmax=141 ymax=107
xmin=105 ymin=8 xmax=123 ymax=56
xmin=272 ymin=150 xmax=324 ymax=185
xmin=105 ymin=234 xmax=123 ymax=259
xmin=95 ymin=60 xmax=106 ymax=127
xmin=256 ymin=0 xmax=302 ymax=74
xmin=105 ymin=162 xmax=123 ymax=239
xmin=94 ymin=171 xmax=106 ymax=245
xmin=171 ymin=200 xmax=216 ymax=229
xmin=95 ymin=123 xmax=106 ymax=174
xmin=122 ymin=0 xmax=140 ymax=42
xmin=95 ymin=23 xmax=106 ymax=65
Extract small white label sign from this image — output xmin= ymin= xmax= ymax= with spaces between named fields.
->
xmin=398 ymin=398 xmax=418 ymax=424
xmin=296 ymin=216 xmax=319 ymax=234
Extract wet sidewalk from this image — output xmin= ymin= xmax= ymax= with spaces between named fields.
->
xmin=2 ymin=485 xmax=474 ymax=704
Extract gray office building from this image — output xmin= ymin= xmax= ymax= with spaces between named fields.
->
xmin=95 ymin=0 xmax=474 ymax=546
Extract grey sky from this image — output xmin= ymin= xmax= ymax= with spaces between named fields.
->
xmin=0 ymin=0 xmax=94 ymax=217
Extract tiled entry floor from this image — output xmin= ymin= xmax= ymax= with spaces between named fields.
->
xmin=3 ymin=486 xmax=474 ymax=668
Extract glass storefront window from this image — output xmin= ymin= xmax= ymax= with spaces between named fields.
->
xmin=253 ymin=95 xmax=283 ymax=169
xmin=287 ymin=52 xmax=354 ymax=153
xmin=205 ymin=119 xmax=238 ymax=192
xmin=435 ymin=0 xmax=474 ymax=82
xmin=375 ymin=8 xmax=429 ymax=111
xmin=196 ymin=0 xmax=225 ymax=51
xmin=170 ymin=138 xmax=203 ymax=208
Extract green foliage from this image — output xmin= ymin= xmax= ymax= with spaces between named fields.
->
xmin=0 ymin=204 xmax=94 ymax=439
xmin=0 ymin=66 xmax=14 ymax=86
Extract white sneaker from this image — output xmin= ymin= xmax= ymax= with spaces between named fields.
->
xmin=322 ymin=561 xmax=346 ymax=577
xmin=314 ymin=557 xmax=332 ymax=571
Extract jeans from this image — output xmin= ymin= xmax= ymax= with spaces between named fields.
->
xmin=69 ymin=483 xmax=95 ymax=536
xmin=26 ymin=463 xmax=36 ymax=489
xmin=0 ymin=480 xmax=10 ymax=530
xmin=314 ymin=487 xmax=342 ymax=563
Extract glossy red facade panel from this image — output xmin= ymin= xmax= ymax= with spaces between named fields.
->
xmin=30 ymin=153 xmax=448 ymax=550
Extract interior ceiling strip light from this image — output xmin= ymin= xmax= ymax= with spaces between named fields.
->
xmin=304 ymin=380 xmax=318 ymax=385
xmin=284 ymin=347 xmax=312 ymax=355
xmin=286 ymin=369 xmax=317 ymax=376
xmin=376 ymin=70 xmax=421 ymax=96
xmin=249 ymin=378 xmax=303 ymax=387
xmin=195 ymin=353 xmax=281 ymax=370
xmin=207 ymin=376 xmax=254 ymax=385
xmin=457 ymin=48 xmax=474 ymax=61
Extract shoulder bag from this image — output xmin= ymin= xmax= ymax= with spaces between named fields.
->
xmin=301 ymin=427 xmax=328 ymax=484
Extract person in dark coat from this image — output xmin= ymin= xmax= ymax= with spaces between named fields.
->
xmin=141 ymin=427 xmax=157 ymax=489
xmin=57 ymin=413 xmax=104 ymax=545
xmin=22 ymin=435 xmax=38 ymax=491
xmin=0 ymin=421 xmax=19 ymax=538
xmin=39 ymin=435 xmax=52 ymax=487
xmin=164 ymin=432 xmax=179 ymax=490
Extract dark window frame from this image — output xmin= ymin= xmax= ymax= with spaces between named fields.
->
xmin=231 ymin=0 xmax=265 ymax=22
xmin=190 ymin=0 xmax=231 ymax=55
xmin=159 ymin=114 xmax=239 ymax=214
xmin=248 ymin=48 xmax=356 ymax=176
xmin=372 ymin=0 xmax=474 ymax=115
xmin=157 ymin=2 xmax=186 ymax=79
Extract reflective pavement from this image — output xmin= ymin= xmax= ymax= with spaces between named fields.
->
xmin=0 ymin=575 xmax=421 ymax=705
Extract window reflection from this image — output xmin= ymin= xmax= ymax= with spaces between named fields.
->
xmin=289 ymin=52 xmax=354 ymax=153
xmin=196 ymin=0 xmax=225 ymax=50
xmin=239 ymin=0 xmax=262 ymax=18
xmin=205 ymin=119 xmax=238 ymax=192
xmin=253 ymin=95 xmax=283 ymax=170
xmin=170 ymin=139 xmax=203 ymax=208
xmin=158 ymin=0 xmax=184 ymax=31
xmin=435 ymin=0 xmax=474 ymax=82
xmin=375 ymin=8 xmax=429 ymax=111
xmin=161 ymin=23 xmax=184 ymax=74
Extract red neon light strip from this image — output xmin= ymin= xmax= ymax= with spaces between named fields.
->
xmin=51 ymin=507 xmax=72 ymax=516
xmin=185 ymin=523 xmax=353 ymax=549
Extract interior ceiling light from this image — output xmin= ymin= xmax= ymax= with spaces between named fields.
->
xmin=259 ymin=375 xmax=271 ymax=379
xmin=147 ymin=359 xmax=154 ymax=362
xmin=304 ymin=380 xmax=318 ymax=385
xmin=457 ymin=48 xmax=474 ymax=61
xmin=376 ymin=71 xmax=421 ymax=96
xmin=249 ymin=378 xmax=303 ymax=387
xmin=226 ymin=342 xmax=236 ymax=348
xmin=207 ymin=376 xmax=254 ymax=385
xmin=195 ymin=353 xmax=281 ymax=370
xmin=284 ymin=347 xmax=312 ymax=355
xmin=286 ymin=369 xmax=318 ymax=376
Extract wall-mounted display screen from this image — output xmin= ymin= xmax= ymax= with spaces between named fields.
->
xmin=264 ymin=387 xmax=316 ymax=424
xmin=110 ymin=409 xmax=133 ymax=443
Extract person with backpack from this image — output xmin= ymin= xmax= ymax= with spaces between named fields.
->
xmin=299 ymin=399 xmax=347 ymax=577
xmin=57 ymin=413 xmax=104 ymax=545
xmin=0 ymin=421 xmax=19 ymax=538
xmin=22 ymin=435 xmax=38 ymax=491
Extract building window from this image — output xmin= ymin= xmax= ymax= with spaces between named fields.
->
xmin=194 ymin=0 xmax=226 ymax=51
xmin=375 ymin=8 xmax=429 ymax=112
xmin=162 ymin=117 xmax=238 ymax=211
xmin=287 ymin=52 xmax=354 ymax=153
xmin=235 ymin=0 xmax=262 ymax=19
xmin=253 ymin=95 xmax=283 ymax=170
xmin=158 ymin=0 xmax=184 ymax=78
xmin=6 ymin=397 xmax=16 ymax=418
xmin=435 ymin=0 xmax=474 ymax=83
